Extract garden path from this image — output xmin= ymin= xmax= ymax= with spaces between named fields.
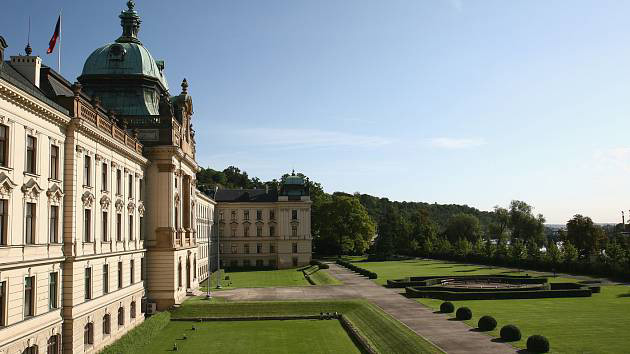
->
xmin=213 ymin=263 xmax=517 ymax=354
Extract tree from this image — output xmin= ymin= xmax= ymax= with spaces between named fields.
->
xmin=444 ymin=213 xmax=481 ymax=244
xmin=409 ymin=210 xmax=437 ymax=255
xmin=507 ymin=200 xmax=546 ymax=246
xmin=562 ymin=241 xmax=579 ymax=264
xmin=375 ymin=205 xmax=405 ymax=258
xmin=454 ymin=238 xmax=473 ymax=258
xmin=565 ymin=215 xmax=606 ymax=258
xmin=510 ymin=238 xmax=526 ymax=263
xmin=546 ymin=241 xmax=562 ymax=266
xmin=314 ymin=194 xmax=376 ymax=255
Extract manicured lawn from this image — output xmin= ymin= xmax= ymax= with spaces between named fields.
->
xmin=306 ymin=265 xmax=343 ymax=285
xmin=201 ymin=266 xmax=340 ymax=290
xmin=142 ymin=319 xmax=361 ymax=354
xmin=347 ymin=257 xmax=576 ymax=285
xmin=172 ymin=298 xmax=442 ymax=353
xmin=348 ymin=257 xmax=630 ymax=353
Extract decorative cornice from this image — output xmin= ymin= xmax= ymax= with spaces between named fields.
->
xmin=0 ymin=81 xmax=70 ymax=128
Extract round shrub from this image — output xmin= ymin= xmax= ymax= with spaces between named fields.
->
xmin=527 ymin=335 xmax=550 ymax=353
xmin=477 ymin=315 xmax=497 ymax=331
xmin=440 ymin=302 xmax=455 ymax=313
xmin=455 ymin=307 xmax=472 ymax=320
xmin=500 ymin=324 xmax=522 ymax=342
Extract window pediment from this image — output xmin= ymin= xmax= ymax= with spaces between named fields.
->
xmin=22 ymin=178 xmax=43 ymax=198
xmin=100 ymin=195 xmax=111 ymax=209
xmin=47 ymin=184 xmax=64 ymax=203
xmin=0 ymin=172 xmax=17 ymax=197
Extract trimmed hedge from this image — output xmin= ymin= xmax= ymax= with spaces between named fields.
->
xmin=310 ymin=260 xmax=330 ymax=269
xmin=500 ymin=324 xmax=522 ymax=342
xmin=477 ymin=315 xmax=497 ymax=331
xmin=439 ymin=302 xmax=454 ymax=313
xmin=455 ymin=307 xmax=472 ymax=320
xmin=336 ymin=259 xmax=377 ymax=279
xmin=386 ymin=275 xmax=547 ymax=288
xmin=527 ymin=335 xmax=550 ymax=353
xmin=405 ymin=283 xmax=592 ymax=300
xmin=101 ymin=312 xmax=171 ymax=354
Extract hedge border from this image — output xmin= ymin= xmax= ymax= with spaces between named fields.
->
xmin=387 ymin=275 xmax=547 ymax=288
xmin=405 ymin=284 xmax=592 ymax=300
xmin=337 ymin=259 xmax=378 ymax=279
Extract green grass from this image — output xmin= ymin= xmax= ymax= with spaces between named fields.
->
xmin=201 ymin=266 xmax=341 ymax=290
xmin=305 ymin=265 xmax=343 ymax=285
xmin=142 ymin=319 xmax=361 ymax=354
xmin=101 ymin=311 xmax=171 ymax=354
xmin=348 ymin=257 xmax=630 ymax=353
xmin=172 ymin=298 xmax=442 ymax=353
xmin=347 ymin=257 xmax=576 ymax=285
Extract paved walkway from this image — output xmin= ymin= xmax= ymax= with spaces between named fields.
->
xmin=214 ymin=263 xmax=516 ymax=354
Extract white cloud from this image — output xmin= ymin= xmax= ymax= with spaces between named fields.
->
xmin=429 ymin=137 xmax=486 ymax=149
xmin=237 ymin=128 xmax=391 ymax=149
xmin=595 ymin=147 xmax=630 ymax=172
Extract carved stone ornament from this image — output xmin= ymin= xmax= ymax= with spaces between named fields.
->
xmin=81 ymin=191 xmax=95 ymax=208
xmin=46 ymin=184 xmax=64 ymax=203
xmin=115 ymin=199 xmax=124 ymax=213
xmin=127 ymin=201 xmax=136 ymax=214
xmin=174 ymin=193 xmax=180 ymax=204
xmin=21 ymin=179 xmax=43 ymax=198
xmin=137 ymin=201 xmax=145 ymax=216
xmin=0 ymin=172 xmax=17 ymax=197
xmin=100 ymin=195 xmax=111 ymax=209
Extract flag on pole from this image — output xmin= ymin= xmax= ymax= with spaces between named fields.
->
xmin=47 ymin=16 xmax=61 ymax=54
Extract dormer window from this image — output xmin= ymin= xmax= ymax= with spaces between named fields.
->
xmin=108 ymin=44 xmax=126 ymax=61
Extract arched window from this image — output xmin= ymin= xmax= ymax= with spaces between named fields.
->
xmin=23 ymin=345 xmax=38 ymax=354
xmin=178 ymin=260 xmax=182 ymax=288
xmin=84 ymin=322 xmax=94 ymax=346
xmin=47 ymin=335 xmax=59 ymax=354
xmin=118 ymin=307 xmax=125 ymax=326
xmin=130 ymin=301 xmax=136 ymax=319
xmin=103 ymin=314 xmax=111 ymax=335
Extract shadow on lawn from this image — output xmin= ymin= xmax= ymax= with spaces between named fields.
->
xmin=454 ymin=269 xmax=478 ymax=273
xmin=617 ymin=293 xmax=630 ymax=298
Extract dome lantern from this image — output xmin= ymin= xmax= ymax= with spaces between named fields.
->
xmin=117 ymin=0 xmax=142 ymax=44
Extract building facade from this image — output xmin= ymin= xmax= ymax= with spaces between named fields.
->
xmin=0 ymin=1 xmax=313 ymax=352
xmin=215 ymin=174 xmax=312 ymax=269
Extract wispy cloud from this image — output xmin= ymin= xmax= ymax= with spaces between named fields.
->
xmin=237 ymin=128 xmax=391 ymax=149
xmin=429 ymin=137 xmax=486 ymax=149
xmin=594 ymin=147 xmax=630 ymax=172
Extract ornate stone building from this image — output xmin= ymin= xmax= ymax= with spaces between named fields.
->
xmin=215 ymin=174 xmax=312 ymax=269
xmin=0 ymin=1 xmax=312 ymax=352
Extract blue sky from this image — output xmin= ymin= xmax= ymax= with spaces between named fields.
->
xmin=3 ymin=0 xmax=630 ymax=223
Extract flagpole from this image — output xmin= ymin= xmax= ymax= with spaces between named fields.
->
xmin=58 ymin=10 xmax=62 ymax=74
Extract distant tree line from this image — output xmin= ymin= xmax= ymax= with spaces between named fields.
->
xmin=198 ymin=166 xmax=630 ymax=280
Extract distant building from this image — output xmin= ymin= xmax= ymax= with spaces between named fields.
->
xmin=215 ymin=174 xmax=312 ymax=269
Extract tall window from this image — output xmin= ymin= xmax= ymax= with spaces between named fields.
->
xmin=25 ymin=203 xmax=36 ymax=244
xmin=50 ymin=145 xmax=59 ymax=180
xmin=244 ymin=226 xmax=249 ymax=237
xmin=24 ymin=276 xmax=34 ymax=317
xmin=174 ymin=206 xmax=179 ymax=230
xmin=257 ymin=243 xmax=262 ymax=254
xmin=84 ymin=209 xmax=92 ymax=242
xmin=256 ymin=210 xmax=262 ymax=220
xmin=117 ymin=307 xmax=124 ymax=326
xmin=0 ymin=281 xmax=6 ymax=326
xmin=244 ymin=210 xmax=249 ymax=221
xmin=26 ymin=135 xmax=36 ymax=174
xmin=84 ymin=268 xmax=92 ymax=300
xmin=0 ymin=125 xmax=8 ymax=167
xmin=118 ymin=262 xmax=123 ymax=289
xmin=0 ymin=200 xmax=7 ymax=245
xmin=102 ymin=211 xmax=108 ymax=242
xmin=103 ymin=264 xmax=109 ymax=294
xmin=140 ymin=258 xmax=145 ymax=281
xmin=84 ymin=156 xmax=91 ymax=186
xmin=47 ymin=335 xmax=59 ymax=354
xmin=128 ymin=174 xmax=133 ymax=198
xmin=269 ymin=210 xmax=275 ymax=220
xmin=116 ymin=214 xmax=122 ymax=241
xmin=177 ymin=261 xmax=182 ymax=287
xmin=292 ymin=225 xmax=298 ymax=237
xmin=49 ymin=205 xmax=59 ymax=243
xmin=292 ymin=242 xmax=298 ymax=253
xmin=129 ymin=215 xmax=134 ymax=240
xmin=292 ymin=210 xmax=298 ymax=220
xmin=130 ymin=301 xmax=136 ymax=319
xmin=231 ymin=210 xmax=236 ymax=220
xmin=116 ymin=169 xmax=122 ymax=195
xmin=244 ymin=243 xmax=250 ymax=254
xmin=269 ymin=226 xmax=275 ymax=237
xmin=101 ymin=163 xmax=108 ymax=191
xmin=138 ymin=179 xmax=143 ymax=201
xmin=84 ymin=323 xmax=93 ymax=346
xmin=130 ymin=259 xmax=135 ymax=284
xmin=139 ymin=216 xmax=144 ymax=240
xmin=49 ymin=273 xmax=58 ymax=310
xmin=256 ymin=226 xmax=262 ymax=237
xmin=102 ymin=314 xmax=111 ymax=335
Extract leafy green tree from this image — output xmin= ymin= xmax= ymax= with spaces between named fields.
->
xmin=605 ymin=239 xmax=627 ymax=267
xmin=435 ymin=237 xmax=453 ymax=257
xmin=546 ymin=241 xmax=563 ymax=266
xmin=508 ymin=200 xmax=546 ymax=246
xmin=484 ymin=238 xmax=496 ymax=259
xmin=375 ymin=205 xmax=405 ymax=258
xmin=454 ymin=238 xmax=472 ymax=258
xmin=562 ymin=241 xmax=579 ymax=264
xmin=444 ymin=213 xmax=481 ymax=244
xmin=566 ymin=215 xmax=607 ymax=258
xmin=510 ymin=238 xmax=526 ymax=263
xmin=526 ymin=241 xmax=542 ymax=263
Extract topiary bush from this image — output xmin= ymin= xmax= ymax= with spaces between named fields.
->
xmin=440 ymin=301 xmax=455 ymax=313
xmin=455 ymin=307 xmax=472 ymax=320
xmin=527 ymin=335 xmax=550 ymax=353
xmin=477 ymin=315 xmax=497 ymax=331
xmin=500 ymin=324 xmax=522 ymax=342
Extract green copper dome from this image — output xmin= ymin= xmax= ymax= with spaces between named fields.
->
xmin=78 ymin=1 xmax=169 ymax=116
xmin=81 ymin=42 xmax=169 ymax=91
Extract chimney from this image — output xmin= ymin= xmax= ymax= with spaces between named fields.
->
xmin=10 ymin=44 xmax=41 ymax=88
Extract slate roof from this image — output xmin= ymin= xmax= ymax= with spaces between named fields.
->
xmin=214 ymin=189 xmax=278 ymax=203
xmin=0 ymin=60 xmax=70 ymax=116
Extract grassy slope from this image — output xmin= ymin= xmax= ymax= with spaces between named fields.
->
xmin=350 ymin=257 xmax=630 ymax=353
xmin=173 ymin=299 xmax=442 ymax=354
xmin=201 ymin=268 xmax=310 ymax=290
xmin=101 ymin=312 xmax=171 ymax=354
xmin=305 ymin=266 xmax=343 ymax=285
xmin=142 ymin=319 xmax=361 ymax=354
